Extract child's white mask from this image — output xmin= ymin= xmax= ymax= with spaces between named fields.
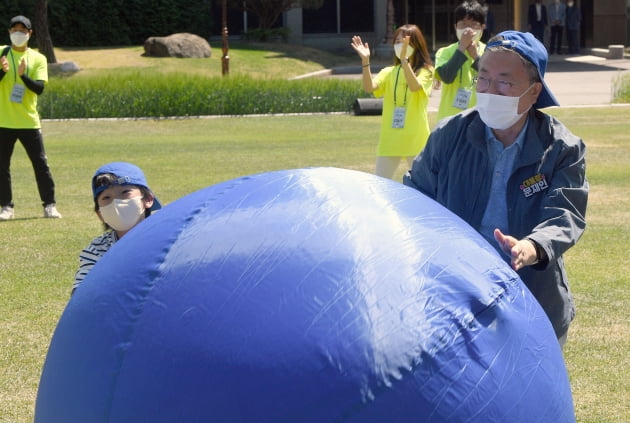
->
xmin=99 ymin=197 xmax=145 ymax=232
xmin=394 ymin=43 xmax=414 ymax=60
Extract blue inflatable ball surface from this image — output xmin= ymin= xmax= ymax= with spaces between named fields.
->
xmin=36 ymin=167 xmax=575 ymax=422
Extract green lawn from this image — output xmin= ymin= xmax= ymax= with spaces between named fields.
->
xmin=0 ymin=107 xmax=628 ymax=422
xmin=53 ymin=42 xmax=360 ymax=80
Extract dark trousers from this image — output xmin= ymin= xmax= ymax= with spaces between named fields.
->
xmin=567 ymin=29 xmax=579 ymax=54
xmin=530 ymin=22 xmax=545 ymax=45
xmin=0 ymin=127 xmax=56 ymax=207
xmin=549 ymin=25 xmax=564 ymax=54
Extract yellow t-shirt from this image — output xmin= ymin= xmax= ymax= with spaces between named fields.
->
xmin=0 ymin=46 xmax=48 ymax=129
xmin=434 ymin=42 xmax=485 ymax=122
xmin=373 ymin=65 xmax=433 ymax=157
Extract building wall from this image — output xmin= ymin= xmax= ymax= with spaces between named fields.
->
xmin=593 ymin=0 xmax=629 ymax=46
xmin=286 ymin=0 xmax=386 ymax=54
xmin=253 ymin=0 xmax=628 ymax=53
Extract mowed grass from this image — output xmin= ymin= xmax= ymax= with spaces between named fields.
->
xmin=0 ymin=106 xmax=628 ymax=422
xmin=53 ymin=42 xmax=359 ymax=80
xmin=2 ymin=42 xmax=630 ymax=421
xmin=544 ymin=107 xmax=630 ymax=422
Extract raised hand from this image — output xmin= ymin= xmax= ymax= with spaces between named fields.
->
xmin=351 ymin=36 xmax=371 ymax=61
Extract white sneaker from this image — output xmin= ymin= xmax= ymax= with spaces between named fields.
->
xmin=0 ymin=205 xmax=14 ymax=220
xmin=43 ymin=204 xmax=62 ymax=219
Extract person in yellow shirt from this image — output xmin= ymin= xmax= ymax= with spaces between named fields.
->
xmin=0 ymin=15 xmax=60 ymax=220
xmin=434 ymin=1 xmax=487 ymax=123
xmin=351 ymin=25 xmax=434 ymax=180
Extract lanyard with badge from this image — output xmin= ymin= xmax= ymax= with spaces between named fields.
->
xmin=452 ymin=52 xmax=477 ymax=110
xmin=453 ymin=70 xmax=474 ymax=110
xmin=392 ymin=66 xmax=408 ymax=128
xmin=9 ymin=50 xmax=27 ymax=104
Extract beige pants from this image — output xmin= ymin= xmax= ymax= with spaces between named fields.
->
xmin=375 ymin=156 xmax=415 ymax=180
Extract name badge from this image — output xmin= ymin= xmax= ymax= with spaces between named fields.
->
xmin=392 ymin=107 xmax=406 ymax=128
xmin=453 ymin=88 xmax=472 ymax=109
xmin=10 ymin=84 xmax=25 ymax=103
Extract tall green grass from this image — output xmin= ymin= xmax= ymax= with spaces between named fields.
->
xmin=612 ymin=72 xmax=630 ymax=103
xmin=40 ymin=71 xmax=365 ymax=118
xmin=0 ymin=108 xmax=628 ymax=422
xmin=44 ymin=44 xmax=630 ymax=118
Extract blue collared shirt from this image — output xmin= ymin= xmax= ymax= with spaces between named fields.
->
xmin=478 ymin=120 xmax=529 ymax=253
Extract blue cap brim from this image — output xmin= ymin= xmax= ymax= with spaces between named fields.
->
xmin=488 ymin=31 xmax=560 ymax=109
xmin=92 ymin=161 xmax=162 ymax=211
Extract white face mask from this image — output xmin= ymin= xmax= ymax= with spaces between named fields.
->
xmin=475 ymin=84 xmax=535 ymax=130
xmin=394 ymin=43 xmax=414 ymax=60
xmin=10 ymin=31 xmax=29 ymax=47
xmin=456 ymin=28 xmax=482 ymax=43
xmin=99 ymin=197 xmax=145 ymax=232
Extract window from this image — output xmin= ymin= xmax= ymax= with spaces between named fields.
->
xmin=303 ymin=0 xmax=374 ymax=34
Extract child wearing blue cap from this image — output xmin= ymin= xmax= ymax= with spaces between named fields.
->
xmin=72 ymin=162 xmax=161 ymax=294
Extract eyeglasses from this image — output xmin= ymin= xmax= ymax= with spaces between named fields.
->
xmin=473 ymin=75 xmax=517 ymax=92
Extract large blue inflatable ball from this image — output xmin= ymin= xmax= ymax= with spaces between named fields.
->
xmin=36 ymin=167 xmax=575 ymax=423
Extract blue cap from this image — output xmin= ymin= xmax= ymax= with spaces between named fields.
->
xmin=92 ymin=162 xmax=162 ymax=211
xmin=487 ymin=30 xmax=559 ymax=109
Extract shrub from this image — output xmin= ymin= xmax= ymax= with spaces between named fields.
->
xmin=612 ymin=72 xmax=630 ymax=103
xmin=0 ymin=0 xmax=215 ymax=47
xmin=39 ymin=72 xmax=365 ymax=118
xmin=244 ymin=28 xmax=291 ymax=42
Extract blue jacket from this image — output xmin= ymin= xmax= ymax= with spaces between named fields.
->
xmin=404 ymin=108 xmax=588 ymax=338
xmin=566 ymin=5 xmax=581 ymax=31
xmin=548 ymin=1 xmax=567 ymax=26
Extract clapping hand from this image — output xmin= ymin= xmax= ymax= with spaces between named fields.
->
xmin=0 ymin=55 xmax=8 ymax=73
xmin=399 ymin=35 xmax=411 ymax=60
xmin=18 ymin=58 xmax=26 ymax=76
xmin=458 ymin=28 xmax=479 ymax=58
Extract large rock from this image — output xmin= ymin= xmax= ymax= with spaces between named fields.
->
xmin=143 ymin=33 xmax=211 ymax=58
xmin=48 ymin=61 xmax=80 ymax=76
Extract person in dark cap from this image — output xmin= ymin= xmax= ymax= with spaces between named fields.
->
xmin=72 ymin=162 xmax=162 ymax=294
xmin=0 ymin=15 xmax=61 ymax=220
xmin=404 ymin=30 xmax=588 ymax=349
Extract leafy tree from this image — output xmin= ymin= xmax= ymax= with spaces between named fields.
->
xmin=177 ymin=0 xmax=214 ymax=39
xmin=23 ymin=0 xmax=213 ymax=48
xmin=92 ymin=0 xmax=131 ymax=45
xmin=224 ymin=0 xmax=323 ymax=30
xmin=48 ymin=0 xmax=103 ymax=46
xmin=125 ymin=0 xmax=181 ymax=43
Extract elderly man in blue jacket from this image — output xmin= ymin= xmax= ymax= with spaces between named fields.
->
xmin=404 ymin=30 xmax=588 ymax=348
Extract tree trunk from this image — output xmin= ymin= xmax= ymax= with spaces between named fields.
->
xmin=33 ymin=0 xmax=57 ymax=63
xmin=385 ymin=0 xmax=395 ymax=44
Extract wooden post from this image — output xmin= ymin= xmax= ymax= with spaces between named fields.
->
xmin=221 ymin=0 xmax=229 ymax=76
